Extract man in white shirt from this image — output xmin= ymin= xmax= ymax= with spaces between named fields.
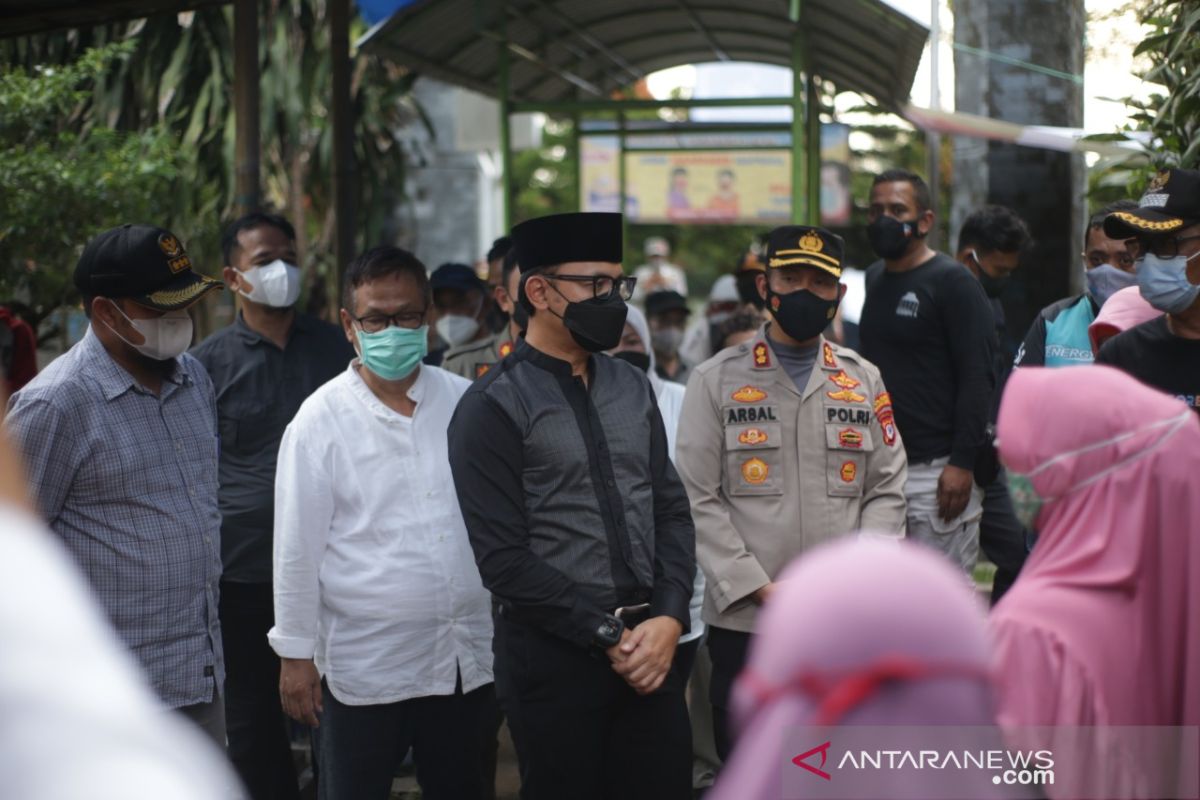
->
xmin=632 ymin=236 xmax=689 ymax=303
xmin=269 ymin=246 xmax=495 ymax=800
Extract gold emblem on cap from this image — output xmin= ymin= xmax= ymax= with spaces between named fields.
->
xmin=158 ymin=233 xmax=183 ymax=258
xmin=1147 ymin=170 xmax=1170 ymax=193
xmin=799 ymin=231 xmax=824 ymax=253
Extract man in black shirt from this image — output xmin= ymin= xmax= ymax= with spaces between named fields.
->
xmin=191 ymin=212 xmax=354 ymax=799
xmin=859 ymin=170 xmax=995 ymax=574
xmin=1097 ymin=167 xmax=1200 ymax=415
xmin=448 ymin=212 xmax=696 ymax=800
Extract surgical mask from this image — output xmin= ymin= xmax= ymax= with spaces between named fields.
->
xmin=1085 ymin=262 xmax=1137 ymax=307
xmin=611 ymin=350 xmax=651 ymax=373
xmin=650 ymin=326 xmax=684 ymax=357
xmin=1004 ymin=410 xmax=1192 ymax=531
xmin=104 ymin=301 xmax=193 ymax=361
xmin=355 ymin=324 xmax=427 ymax=381
xmin=972 ymin=251 xmax=1010 ymax=299
xmin=766 ymin=286 xmax=839 ymax=342
xmin=435 ymin=314 xmax=480 ymax=347
xmin=1137 ymin=252 xmax=1200 ymax=313
xmin=547 ymin=284 xmax=629 ymax=353
xmin=707 ymin=310 xmax=734 ymax=327
xmin=866 ymin=215 xmax=924 ymax=261
xmin=238 ymin=259 xmax=301 ymax=308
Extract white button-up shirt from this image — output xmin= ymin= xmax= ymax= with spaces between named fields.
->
xmin=268 ymin=362 xmax=493 ymax=706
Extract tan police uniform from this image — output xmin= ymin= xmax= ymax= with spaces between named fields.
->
xmin=440 ymin=331 xmax=515 ymax=380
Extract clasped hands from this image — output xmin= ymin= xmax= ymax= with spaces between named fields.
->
xmin=606 ymin=616 xmax=682 ymax=696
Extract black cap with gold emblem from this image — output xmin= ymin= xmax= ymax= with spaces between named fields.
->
xmin=74 ymin=223 xmax=222 ymax=311
xmin=765 ymin=225 xmax=845 ymax=279
xmin=511 ymin=212 xmax=623 ymax=274
xmin=1104 ymin=168 xmax=1200 ymax=239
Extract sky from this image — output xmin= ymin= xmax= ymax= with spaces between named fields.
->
xmin=645 ymin=0 xmax=1152 ymax=135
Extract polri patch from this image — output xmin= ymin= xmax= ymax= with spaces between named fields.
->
xmin=828 ymin=370 xmax=861 ymax=390
xmin=840 ymin=461 xmax=858 ymax=483
xmin=742 ymin=457 xmax=769 ymax=485
xmin=827 ymin=407 xmax=871 ymax=426
xmin=874 ymin=391 xmax=898 ymax=447
xmin=826 ymin=388 xmax=867 ymax=403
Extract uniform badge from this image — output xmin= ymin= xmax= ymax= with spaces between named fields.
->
xmin=826 ymin=388 xmax=867 ymax=403
xmin=837 ymin=428 xmax=863 ymax=449
xmin=498 ymin=341 xmax=513 ymax=358
xmin=738 ymin=428 xmax=769 ymax=446
xmin=1148 ymin=170 xmax=1170 ymax=192
xmin=752 ymin=342 xmax=771 ymax=369
xmin=157 ymin=233 xmax=183 ymax=257
xmin=476 ymin=363 xmax=491 ymax=378
xmin=799 ymin=230 xmax=824 ymax=253
xmin=840 ymin=461 xmax=858 ymax=483
xmin=731 ymin=385 xmax=768 ymax=403
xmin=742 ymin=457 xmax=769 ymax=485
xmin=874 ymin=391 xmax=898 ymax=447
xmin=828 ymin=370 xmax=861 ymax=390
xmin=822 ymin=342 xmax=837 ymax=369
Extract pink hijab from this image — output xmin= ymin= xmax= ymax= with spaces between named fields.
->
xmin=1088 ymin=285 xmax=1160 ymax=354
xmin=991 ymin=365 xmax=1200 ymax=728
xmin=707 ymin=537 xmax=996 ymax=800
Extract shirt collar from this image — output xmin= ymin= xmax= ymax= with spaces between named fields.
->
xmin=346 ymin=359 xmax=426 ymax=422
xmin=514 ymin=338 xmax=592 ymax=378
xmin=234 ymin=309 xmax=313 ymax=346
xmin=83 ymin=326 xmax=190 ymax=402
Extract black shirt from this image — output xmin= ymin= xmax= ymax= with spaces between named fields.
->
xmin=859 ymin=254 xmax=996 ymax=468
xmin=191 ymin=312 xmax=354 ymax=583
xmin=1096 ymin=316 xmax=1200 ymax=414
xmin=447 ymin=339 xmax=695 ymax=649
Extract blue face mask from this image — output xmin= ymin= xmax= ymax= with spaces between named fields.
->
xmin=1085 ymin=263 xmax=1137 ymax=307
xmin=1137 ymin=252 xmax=1200 ymax=313
xmin=356 ymin=325 xmax=427 ymax=381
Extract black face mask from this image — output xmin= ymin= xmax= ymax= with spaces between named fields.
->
xmin=546 ymin=282 xmax=629 ymax=353
xmin=977 ymin=270 xmax=1010 ymax=299
xmin=611 ymin=350 xmax=651 ymax=373
xmin=867 ymin=215 xmax=925 ymax=260
xmin=766 ymin=287 xmax=839 ymax=342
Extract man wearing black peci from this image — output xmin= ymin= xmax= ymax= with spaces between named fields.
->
xmin=448 ymin=212 xmax=696 ymax=800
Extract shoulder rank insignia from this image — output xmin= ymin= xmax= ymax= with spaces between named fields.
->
xmin=752 ymin=342 xmax=771 ymax=369
xmin=828 ymin=370 xmax=861 ymax=390
xmin=476 ymin=363 xmax=492 ymax=378
xmin=498 ymin=341 xmax=513 ymax=358
xmin=838 ymin=428 xmax=864 ymax=449
xmin=731 ymin=385 xmax=768 ymax=403
xmin=826 ymin=388 xmax=867 ymax=403
xmin=874 ymin=391 xmax=898 ymax=447
xmin=738 ymin=427 xmax=769 ymax=446
xmin=840 ymin=461 xmax=858 ymax=483
xmin=742 ymin=457 xmax=769 ymax=485
xmin=822 ymin=342 xmax=838 ymax=369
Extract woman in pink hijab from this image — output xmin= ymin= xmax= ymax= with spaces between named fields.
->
xmin=1088 ymin=285 xmax=1160 ymax=354
xmin=991 ymin=365 xmax=1199 ymax=730
xmin=707 ymin=537 xmax=998 ymax=800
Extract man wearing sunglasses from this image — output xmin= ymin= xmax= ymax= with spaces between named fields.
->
xmin=448 ymin=212 xmax=697 ymax=800
xmin=1096 ymin=168 xmax=1200 ymax=416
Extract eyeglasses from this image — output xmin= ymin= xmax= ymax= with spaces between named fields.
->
xmin=354 ymin=309 xmax=427 ymax=333
xmin=543 ymin=274 xmax=637 ymax=302
xmin=1129 ymin=234 xmax=1200 ymax=260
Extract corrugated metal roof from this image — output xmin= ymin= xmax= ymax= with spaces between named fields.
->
xmin=0 ymin=0 xmax=231 ymax=38
xmin=359 ymin=0 xmax=928 ymax=109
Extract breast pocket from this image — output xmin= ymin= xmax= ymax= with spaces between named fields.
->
xmin=723 ymin=418 xmax=783 ymax=497
xmin=824 ymin=420 xmax=875 ymax=498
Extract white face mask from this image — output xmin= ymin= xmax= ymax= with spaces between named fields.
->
xmin=237 ymin=259 xmax=302 ymax=308
xmin=104 ymin=301 xmax=193 ymax=361
xmin=436 ymin=313 xmax=481 ymax=347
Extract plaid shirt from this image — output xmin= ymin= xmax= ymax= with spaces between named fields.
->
xmin=5 ymin=328 xmax=224 ymax=708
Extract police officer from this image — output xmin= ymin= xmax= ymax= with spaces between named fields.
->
xmin=442 ymin=249 xmax=523 ymax=380
xmin=675 ymin=225 xmax=908 ymax=760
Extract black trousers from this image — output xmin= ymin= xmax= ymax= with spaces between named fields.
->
xmin=978 ymin=470 xmax=1029 ymax=604
xmin=494 ymin=616 xmax=692 ymax=800
xmin=706 ymin=625 xmax=753 ymax=763
xmin=218 ymin=581 xmax=300 ymax=800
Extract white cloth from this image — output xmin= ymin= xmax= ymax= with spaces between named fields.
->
xmin=903 ymin=456 xmax=985 ymax=575
xmin=268 ymin=362 xmax=494 ymax=706
xmin=624 ymin=306 xmax=705 ymax=643
xmin=632 ymin=260 xmax=689 ymax=303
xmin=0 ymin=505 xmax=242 ymax=800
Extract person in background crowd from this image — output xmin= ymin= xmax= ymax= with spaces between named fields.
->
xmin=191 ymin=211 xmax=353 ymax=799
xmin=429 ymin=263 xmax=492 ymax=366
xmin=0 ymin=303 xmax=38 ymax=397
xmin=481 ymin=236 xmax=513 ymax=334
xmin=1088 ymin=285 xmax=1160 ymax=354
xmin=733 ymin=250 xmax=767 ymax=314
xmin=448 ymin=212 xmax=696 ymax=800
xmin=632 ymin=236 xmax=688 ymax=302
xmin=0 ymin=425 xmax=244 ymax=800
xmin=990 ymin=366 xmax=1198 ymax=791
xmin=645 ymin=289 xmax=692 ymax=385
xmin=1015 ymin=199 xmax=1139 ymax=367
xmin=442 ymin=249 xmax=523 ymax=380
xmin=270 ymin=246 xmax=495 ymax=800
xmin=679 ymin=274 xmax=741 ymax=368
xmin=708 ymin=537 xmax=999 ymax=800
xmin=5 ymin=223 xmax=227 ymax=744
xmin=859 ymin=170 xmax=995 ymax=575
xmin=953 ymin=205 xmax=1032 ymax=603
xmin=1097 ymin=169 xmax=1200 ymax=414
xmin=677 ymin=225 xmax=907 ymax=761
xmin=712 ymin=310 xmax=762 ymax=352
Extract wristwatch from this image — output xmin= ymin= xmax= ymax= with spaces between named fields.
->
xmin=593 ymin=613 xmax=624 ymax=649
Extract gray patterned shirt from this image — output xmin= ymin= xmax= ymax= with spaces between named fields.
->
xmin=6 ymin=328 xmax=224 ymax=708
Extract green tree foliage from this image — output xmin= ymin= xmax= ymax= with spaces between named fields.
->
xmin=0 ymin=41 xmax=179 ymax=337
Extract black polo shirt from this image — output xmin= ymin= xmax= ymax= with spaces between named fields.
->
xmin=447 ymin=339 xmax=695 ymax=649
xmin=191 ymin=312 xmax=354 ymax=583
